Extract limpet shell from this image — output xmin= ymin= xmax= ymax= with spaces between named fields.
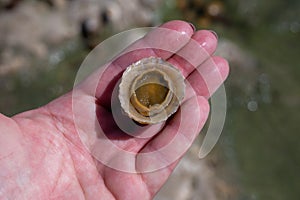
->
xmin=119 ymin=57 xmax=186 ymax=124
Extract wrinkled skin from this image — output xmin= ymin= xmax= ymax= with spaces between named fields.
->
xmin=0 ymin=21 xmax=229 ymax=200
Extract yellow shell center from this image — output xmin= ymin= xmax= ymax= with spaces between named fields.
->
xmin=130 ymin=71 xmax=170 ymax=117
xmin=135 ymin=83 xmax=169 ymax=108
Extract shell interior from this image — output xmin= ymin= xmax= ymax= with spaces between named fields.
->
xmin=130 ymin=70 xmax=172 ymax=117
xmin=119 ymin=57 xmax=185 ymax=124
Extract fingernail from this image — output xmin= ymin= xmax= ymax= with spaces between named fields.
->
xmin=189 ymin=22 xmax=196 ymax=32
xmin=209 ymin=30 xmax=218 ymax=40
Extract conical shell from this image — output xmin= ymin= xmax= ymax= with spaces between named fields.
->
xmin=119 ymin=57 xmax=185 ymax=124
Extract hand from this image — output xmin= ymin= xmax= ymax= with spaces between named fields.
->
xmin=0 ymin=20 xmax=229 ymax=200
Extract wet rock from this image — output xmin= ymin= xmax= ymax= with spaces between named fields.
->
xmin=0 ymin=0 xmax=22 ymax=10
xmin=155 ymin=140 xmax=238 ymax=200
xmin=176 ymin=0 xmax=229 ymax=28
xmin=80 ymin=0 xmax=163 ymax=48
xmin=0 ymin=0 xmax=163 ymax=75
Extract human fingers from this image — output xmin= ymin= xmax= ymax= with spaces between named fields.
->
xmin=94 ymin=20 xmax=195 ymax=107
xmin=112 ymin=20 xmax=195 ymax=68
xmin=136 ymin=96 xmax=209 ymax=173
xmin=167 ymin=30 xmax=218 ymax=77
xmin=185 ymin=56 xmax=229 ymax=100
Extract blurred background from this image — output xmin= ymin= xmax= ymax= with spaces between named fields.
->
xmin=0 ymin=0 xmax=299 ymax=199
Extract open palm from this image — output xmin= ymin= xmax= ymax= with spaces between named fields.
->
xmin=0 ymin=20 xmax=229 ymax=200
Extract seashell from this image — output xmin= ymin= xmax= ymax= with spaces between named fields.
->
xmin=119 ymin=57 xmax=186 ymax=124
